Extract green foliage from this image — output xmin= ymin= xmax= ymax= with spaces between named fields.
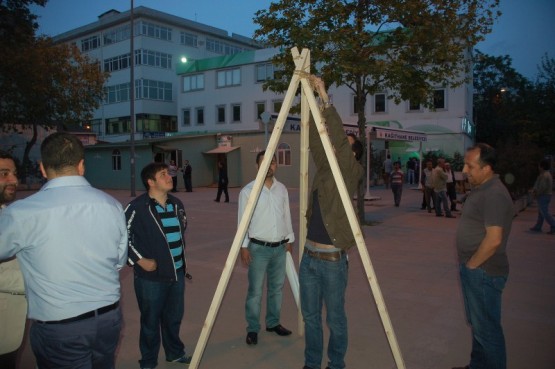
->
xmin=254 ymin=0 xmax=500 ymax=219
xmin=0 ymin=1 xmax=107 ymax=182
xmin=473 ymin=51 xmax=555 ymax=196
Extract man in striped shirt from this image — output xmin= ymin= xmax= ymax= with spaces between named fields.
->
xmin=126 ymin=162 xmax=190 ymax=369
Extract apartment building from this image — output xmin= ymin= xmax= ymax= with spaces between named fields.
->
xmin=53 ymin=6 xmax=260 ymax=143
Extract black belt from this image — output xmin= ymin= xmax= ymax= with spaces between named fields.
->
xmin=36 ymin=301 xmax=119 ymax=324
xmin=250 ymin=238 xmax=289 ymax=247
xmin=304 ymin=249 xmax=345 ymax=262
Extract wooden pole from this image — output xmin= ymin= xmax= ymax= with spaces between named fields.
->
xmin=187 ymin=47 xmax=309 ymax=369
xmin=295 ymin=47 xmax=310 ymax=336
xmin=189 ymin=47 xmax=405 ymax=369
xmin=297 ymin=76 xmax=406 ymax=369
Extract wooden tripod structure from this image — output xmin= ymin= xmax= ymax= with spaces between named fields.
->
xmin=188 ymin=47 xmax=406 ymax=369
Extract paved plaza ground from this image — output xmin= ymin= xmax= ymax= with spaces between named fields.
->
xmin=15 ymin=184 xmax=555 ymax=369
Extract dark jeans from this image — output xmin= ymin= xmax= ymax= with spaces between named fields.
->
xmin=447 ymin=182 xmax=457 ymax=210
xmin=391 ymin=183 xmax=403 ymax=206
xmin=215 ymin=183 xmax=229 ymax=202
xmin=171 ymin=176 xmax=177 ymax=192
xmin=183 ymin=175 xmax=192 ymax=192
xmin=460 ymin=264 xmax=507 ymax=369
xmin=30 ymin=306 xmax=122 ymax=369
xmin=134 ymin=270 xmax=186 ymax=368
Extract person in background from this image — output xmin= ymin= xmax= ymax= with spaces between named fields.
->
xmin=445 ymin=162 xmax=458 ymax=212
xmin=126 ymin=162 xmax=191 ymax=368
xmin=168 ymin=160 xmax=178 ymax=192
xmin=214 ymin=161 xmax=229 ymax=202
xmin=0 ymin=133 xmax=127 ymax=369
xmin=383 ymin=154 xmax=393 ymax=189
xmin=432 ymin=158 xmax=455 ymax=218
xmin=300 ymin=76 xmax=364 ymax=369
xmin=407 ymin=157 xmax=416 ymax=185
xmin=390 ymin=161 xmax=404 ymax=207
xmin=421 ymin=160 xmax=435 ymax=212
xmin=0 ymin=151 xmax=26 ymax=369
xmin=182 ymin=160 xmax=193 ymax=192
xmin=529 ymin=158 xmax=555 ymax=235
xmin=453 ymin=143 xmax=514 ymax=369
xmin=239 ymin=150 xmax=295 ymax=345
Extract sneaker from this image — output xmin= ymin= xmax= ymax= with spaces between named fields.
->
xmin=529 ymin=227 xmax=542 ymax=232
xmin=167 ymin=355 xmax=192 ymax=364
xmin=548 ymin=229 xmax=555 ymax=235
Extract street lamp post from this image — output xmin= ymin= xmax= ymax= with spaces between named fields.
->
xmin=129 ymin=0 xmax=136 ymax=196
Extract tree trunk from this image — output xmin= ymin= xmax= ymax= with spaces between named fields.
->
xmin=21 ymin=122 xmax=38 ymax=185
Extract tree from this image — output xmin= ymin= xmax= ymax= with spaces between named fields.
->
xmin=1 ymin=1 xmax=107 ymax=182
xmin=254 ymin=0 xmax=500 ymax=222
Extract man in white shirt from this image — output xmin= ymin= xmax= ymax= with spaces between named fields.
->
xmin=238 ymin=150 xmax=295 ymax=346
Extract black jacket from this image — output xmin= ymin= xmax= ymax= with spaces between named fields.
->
xmin=125 ymin=193 xmax=187 ymax=282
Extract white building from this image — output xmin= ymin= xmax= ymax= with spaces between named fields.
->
xmin=53 ymin=6 xmax=260 ymax=143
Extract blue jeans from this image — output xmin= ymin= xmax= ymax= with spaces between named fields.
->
xmin=245 ymin=243 xmax=286 ymax=332
xmin=134 ymin=270 xmax=186 ymax=368
xmin=300 ymin=251 xmax=348 ymax=369
xmin=532 ymin=194 xmax=555 ymax=231
xmin=435 ymin=190 xmax=452 ymax=216
xmin=459 ymin=264 xmax=507 ymax=369
xmin=30 ymin=306 xmax=122 ymax=369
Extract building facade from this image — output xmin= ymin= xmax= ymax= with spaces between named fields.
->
xmin=23 ymin=6 xmax=475 ymax=190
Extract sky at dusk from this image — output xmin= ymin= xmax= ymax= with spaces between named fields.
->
xmin=31 ymin=0 xmax=555 ymax=80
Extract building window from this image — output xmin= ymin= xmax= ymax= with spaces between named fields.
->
xmin=277 ymin=143 xmax=291 ymax=166
xmin=104 ymin=83 xmax=130 ymax=104
xmin=105 ymin=117 xmax=130 ymax=135
xmin=103 ymin=25 xmax=130 ymax=45
xmin=216 ymin=105 xmax=226 ymax=124
xmin=104 ymin=53 xmax=130 ymax=72
xmin=136 ymin=113 xmax=177 ymax=133
xmin=231 ymin=104 xmax=241 ymax=123
xmin=433 ymin=89 xmax=446 ymax=110
xmin=180 ymin=32 xmax=198 ymax=47
xmin=196 ymin=107 xmax=204 ymax=125
xmin=183 ymin=74 xmax=204 ymax=92
xmin=81 ymin=35 xmax=100 ymax=52
xmin=255 ymin=102 xmax=266 ymax=120
xmin=217 ymin=68 xmax=241 ymax=88
xmin=112 ymin=149 xmax=122 ymax=171
xmin=206 ymin=38 xmax=244 ymax=55
xmin=374 ymin=93 xmax=386 ymax=113
xmin=136 ymin=79 xmax=172 ymax=101
xmin=135 ymin=49 xmax=172 ymax=69
xmin=273 ymin=100 xmax=283 ymax=113
xmin=182 ymin=109 xmax=191 ymax=126
xmin=256 ymin=63 xmax=274 ymax=82
xmin=137 ymin=21 xmax=172 ymax=41
xmin=89 ymin=119 xmax=102 ymax=135
xmin=408 ymin=99 xmax=421 ymax=111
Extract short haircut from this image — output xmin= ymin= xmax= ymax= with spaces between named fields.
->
xmin=0 ymin=150 xmax=15 ymax=161
xmin=141 ymin=162 xmax=168 ymax=190
xmin=41 ymin=132 xmax=84 ymax=172
xmin=255 ymin=150 xmax=276 ymax=165
xmin=539 ymin=158 xmax=550 ymax=171
xmin=351 ymin=140 xmax=363 ymax=162
xmin=468 ymin=143 xmax=497 ymax=170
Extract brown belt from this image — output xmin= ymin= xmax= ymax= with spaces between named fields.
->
xmin=304 ymin=248 xmax=345 ymax=262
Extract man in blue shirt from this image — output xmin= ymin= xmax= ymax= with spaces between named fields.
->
xmin=0 ymin=132 xmax=128 ymax=369
xmin=126 ymin=162 xmax=191 ymax=368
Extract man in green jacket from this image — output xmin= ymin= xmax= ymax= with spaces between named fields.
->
xmin=300 ymin=77 xmax=364 ymax=369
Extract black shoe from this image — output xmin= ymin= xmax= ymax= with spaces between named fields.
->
xmin=451 ymin=366 xmax=469 ymax=369
xmin=214 ymin=199 xmax=220 ymax=202
xmin=166 ymin=355 xmax=192 ymax=364
xmin=266 ymin=324 xmax=291 ymax=336
xmin=446 ymin=214 xmax=456 ymax=218
xmin=436 ymin=214 xmax=443 ymax=217
xmin=246 ymin=332 xmax=258 ymax=345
